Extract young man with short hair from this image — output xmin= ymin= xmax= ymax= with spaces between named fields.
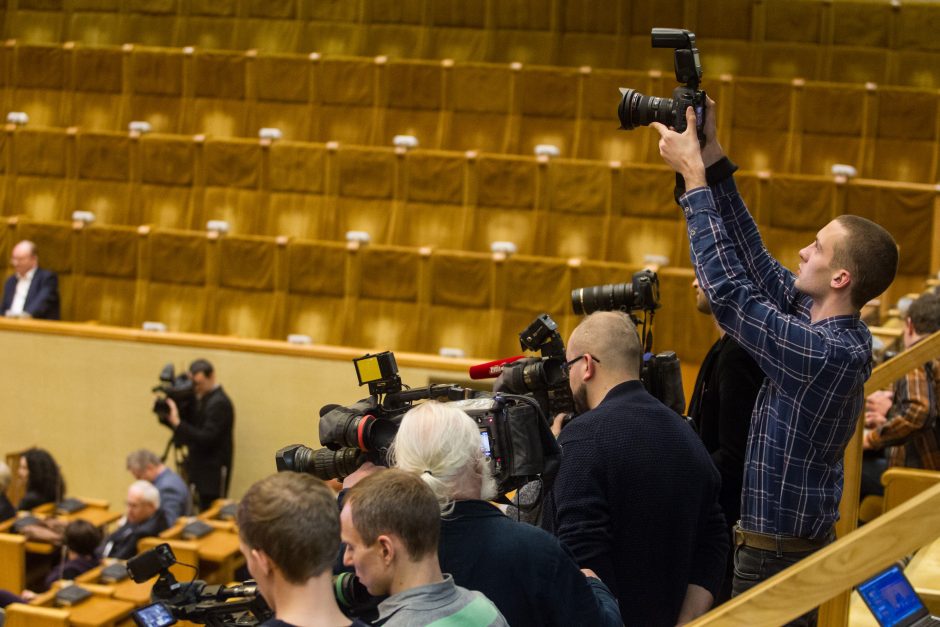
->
xmin=341 ymin=469 xmax=508 ymax=627
xmin=237 ymin=472 xmax=369 ymax=627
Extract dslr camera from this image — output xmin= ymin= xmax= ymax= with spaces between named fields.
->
xmin=151 ymin=363 xmax=195 ymax=426
xmin=618 ymin=28 xmax=706 ymax=145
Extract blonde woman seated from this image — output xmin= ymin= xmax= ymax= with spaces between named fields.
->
xmin=388 ymin=401 xmax=623 ymax=627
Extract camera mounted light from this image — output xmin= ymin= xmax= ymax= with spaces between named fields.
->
xmin=6 ymin=111 xmax=28 ymax=126
xmin=128 ymin=120 xmax=152 ymax=134
xmin=71 ymin=210 xmax=96 ymax=225
xmin=206 ymin=220 xmax=230 ymax=235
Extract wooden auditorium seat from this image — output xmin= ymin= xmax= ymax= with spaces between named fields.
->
xmin=3 ymin=603 xmax=69 ymax=627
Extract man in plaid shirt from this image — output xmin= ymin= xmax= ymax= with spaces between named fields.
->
xmin=864 ymin=291 xmax=940 ymax=470
xmin=652 ymin=101 xmax=899 ymax=626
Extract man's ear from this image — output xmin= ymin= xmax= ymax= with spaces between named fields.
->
xmin=252 ymin=548 xmax=274 ymax=577
xmin=376 ymin=534 xmax=396 ymax=566
xmin=830 ymin=268 xmax=851 ymax=291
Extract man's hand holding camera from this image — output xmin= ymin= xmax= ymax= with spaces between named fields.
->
xmin=165 ymin=397 xmax=181 ymax=429
xmin=651 ymin=105 xmax=707 ymax=189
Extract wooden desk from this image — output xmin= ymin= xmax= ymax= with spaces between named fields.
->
xmin=160 ymin=520 xmax=244 ymax=584
xmin=76 ymin=564 xmax=156 ymax=607
xmin=35 ymin=582 xmax=136 ymax=627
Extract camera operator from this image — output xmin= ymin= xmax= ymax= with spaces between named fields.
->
xmin=651 ymin=101 xmax=898 ymax=625
xmin=540 ymin=311 xmax=728 ymax=626
xmin=236 ymin=472 xmax=370 ymax=627
xmin=387 ymin=401 xmax=622 ymax=627
xmin=341 ymin=469 xmax=508 ymax=627
xmin=165 ymin=359 xmax=234 ymax=511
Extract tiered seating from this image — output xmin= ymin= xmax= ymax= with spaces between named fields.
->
xmin=6 ymin=1 xmax=940 ymax=89
xmin=4 ymin=43 xmax=940 ymax=180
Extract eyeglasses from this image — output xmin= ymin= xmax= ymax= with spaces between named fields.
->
xmin=563 ymin=354 xmax=599 ymax=374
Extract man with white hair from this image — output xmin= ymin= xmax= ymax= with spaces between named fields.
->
xmin=388 ymin=401 xmax=622 ymax=627
xmin=100 ymin=480 xmax=169 ymax=559
xmin=2 ymin=240 xmax=60 ymax=319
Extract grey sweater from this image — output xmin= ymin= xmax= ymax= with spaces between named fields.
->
xmin=374 ymin=574 xmax=508 ymax=627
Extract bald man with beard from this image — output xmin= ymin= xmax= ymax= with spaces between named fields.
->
xmin=541 ymin=311 xmax=728 ymax=626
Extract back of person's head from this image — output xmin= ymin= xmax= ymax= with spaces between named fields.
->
xmin=569 ymin=311 xmax=642 ymax=379
xmin=189 ymin=358 xmax=214 ymax=378
xmin=24 ymin=448 xmax=66 ymax=502
xmin=126 ymin=449 xmax=161 ymax=475
xmin=237 ymin=472 xmax=339 ymax=583
xmin=0 ymin=461 xmax=11 ymax=493
xmin=833 ymin=215 xmax=899 ymax=310
xmin=345 ymin=469 xmax=440 ymax=562
xmin=908 ymin=292 xmax=940 ymax=336
xmin=390 ymin=401 xmax=497 ymax=514
xmin=64 ymin=519 xmax=102 ymax=557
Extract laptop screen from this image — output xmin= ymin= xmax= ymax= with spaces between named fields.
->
xmin=857 ymin=565 xmax=927 ymax=627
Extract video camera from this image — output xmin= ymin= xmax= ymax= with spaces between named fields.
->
xmin=618 ymin=28 xmax=707 ymax=146
xmin=128 ymin=543 xmax=374 ymax=626
xmin=151 ymin=363 xmax=195 ymax=426
xmin=276 ymin=351 xmax=560 ymax=497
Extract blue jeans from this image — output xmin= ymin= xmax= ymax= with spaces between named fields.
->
xmin=731 ymin=544 xmax=821 ymax=627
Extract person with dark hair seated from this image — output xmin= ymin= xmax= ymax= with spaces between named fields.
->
xmin=17 ymin=448 xmax=66 ymax=510
xmin=0 ymin=519 xmax=101 ymax=607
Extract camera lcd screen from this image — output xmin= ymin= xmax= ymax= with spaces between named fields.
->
xmin=480 ymin=430 xmax=492 ymax=458
xmin=132 ymin=602 xmax=177 ymax=627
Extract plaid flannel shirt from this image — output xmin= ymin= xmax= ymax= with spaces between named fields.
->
xmin=869 ymin=354 xmax=940 ymax=470
xmin=680 ymin=177 xmax=871 ymax=539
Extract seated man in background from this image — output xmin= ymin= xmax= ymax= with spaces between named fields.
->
xmin=2 ymin=240 xmax=60 ymax=320
xmin=126 ymin=448 xmax=192 ymax=524
xmin=100 ymin=480 xmax=169 ymax=560
xmin=237 ymin=472 xmax=369 ymax=627
xmin=388 ymin=400 xmax=622 ymax=627
xmin=864 ymin=292 xmax=940 ymax=472
xmin=0 ymin=519 xmax=101 ymax=607
xmin=341 ymin=469 xmax=508 ymax=627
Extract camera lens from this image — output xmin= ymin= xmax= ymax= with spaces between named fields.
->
xmin=571 ymin=283 xmax=636 ymax=315
xmin=618 ymin=88 xmax=675 ymax=130
xmin=311 ymin=447 xmax=365 ymax=481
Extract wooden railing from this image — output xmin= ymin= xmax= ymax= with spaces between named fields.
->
xmin=694 ymin=329 xmax=940 ymax=626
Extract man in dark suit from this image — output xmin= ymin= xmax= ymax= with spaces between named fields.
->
xmin=165 ymin=359 xmax=235 ymax=511
xmin=100 ymin=480 xmax=169 ymax=560
xmin=3 ymin=240 xmax=60 ymax=320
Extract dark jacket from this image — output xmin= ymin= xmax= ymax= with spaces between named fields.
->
xmin=101 ymin=509 xmax=170 ymax=560
xmin=440 ymin=500 xmax=622 ymax=627
xmin=688 ymin=334 xmax=764 ymax=529
xmin=174 ymin=386 xmax=234 ymax=500
xmin=0 ymin=493 xmax=15 ymax=522
xmin=2 ymin=267 xmax=60 ymax=320
xmin=542 ymin=381 xmax=728 ymax=627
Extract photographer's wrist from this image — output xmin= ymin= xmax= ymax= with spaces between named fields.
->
xmin=702 ymin=142 xmax=725 ymax=169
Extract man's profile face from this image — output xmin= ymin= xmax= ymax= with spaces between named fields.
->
xmin=239 ymin=539 xmax=272 ymax=609
xmin=191 ymin=371 xmax=213 ymax=397
xmin=340 ymin=504 xmax=391 ymax=596
xmin=795 ymin=220 xmax=847 ymax=299
xmin=566 ymin=348 xmax=591 ymax=416
xmin=126 ymin=490 xmax=155 ymax=524
xmin=10 ymin=244 xmax=37 ymax=277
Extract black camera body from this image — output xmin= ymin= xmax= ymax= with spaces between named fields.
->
xmin=276 ymin=350 xmax=560 ymax=496
xmin=618 ymin=28 xmax=706 ymax=145
xmin=152 ymin=363 xmax=195 ymax=426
